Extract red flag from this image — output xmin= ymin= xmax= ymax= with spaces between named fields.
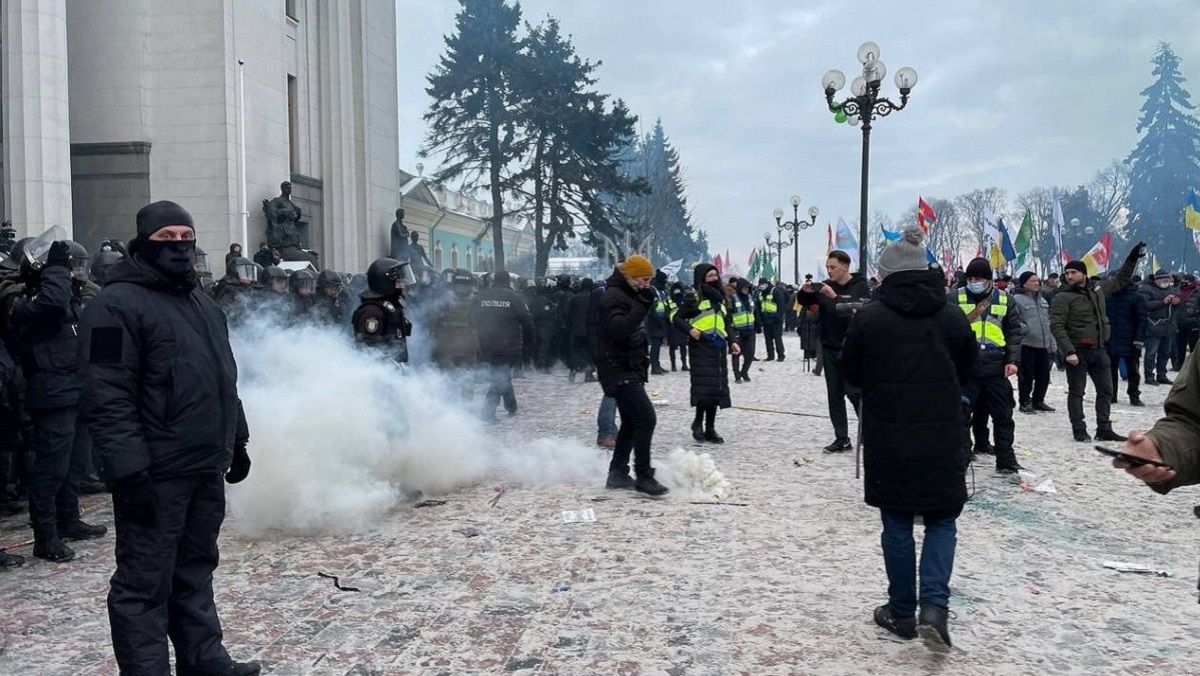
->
xmin=1094 ymin=232 xmax=1112 ymax=269
xmin=826 ymin=223 xmax=833 ymax=254
xmin=919 ymin=197 xmax=937 ymax=222
xmin=1060 ymin=249 xmax=1072 ymax=265
xmin=713 ymin=254 xmax=723 ymax=276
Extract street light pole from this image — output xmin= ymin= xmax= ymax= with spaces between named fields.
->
xmin=823 ymin=43 xmax=918 ymax=273
xmin=774 ymin=196 xmax=820 ymax=284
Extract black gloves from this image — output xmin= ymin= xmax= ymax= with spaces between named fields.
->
xmin=226 ymin=443 xmax=251 ymax=484
xmin=45 ymin=241 xmax=71 ymax=268
xmin=113 ymin=471 xmax=158 ymax=526
xmin=1126 ymin=241 xmax=1147 ymax=265
xmin=637 ymin=287 xmax=656 ymax=305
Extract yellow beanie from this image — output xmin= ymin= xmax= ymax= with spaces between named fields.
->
xmin=620 ymin=254 xmax=654 ymax=279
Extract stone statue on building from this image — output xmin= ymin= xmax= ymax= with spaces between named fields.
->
xmin=262 ymin=180 xmax=316 ymax=263
xmin=409 ymin=231 xmax=434 ymax=273
xmin=389 ymin=208 xmax=410 ymax=262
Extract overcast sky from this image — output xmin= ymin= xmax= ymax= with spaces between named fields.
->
xmin=396 ymin=0 xmax=1200 ymax=278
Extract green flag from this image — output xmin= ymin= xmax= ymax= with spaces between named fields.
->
xmin=1015 ymin=210 xmax=1033 ymax=255
xmin=762 ymin=250 xmax=775 ymax=281
xmin=748 ymin=247 xmax=761 ymax=279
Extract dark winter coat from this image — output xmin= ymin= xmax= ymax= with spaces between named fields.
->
xmin=1049 ymin=250 xmax=1137 ymax=354
xmin=8 ymin=265 xmax=83 ymax=410
xmin=1139 ymin=281 xmax=1179 ymax=338
xmin=469 ymin=283 xmax=534 ymax=359
xmin=1106 ymin=282 xmax=1149 ymax=357
xmin=645 ymin=283 xmax=671 ymax=339
xmin=840 ymin=269 xmax=977 ymax=512
xmin=794 ymin=272 xmax=872 ymax=350
xmin=948 ymin=286 xmax=1025 ymax=377
xmin=596 ymin=269 xmax=653 ymax=395
xmin=568 ymin=283 xmax=595 ymax=339
xmin=673 ymin=264 xmax=738 ymax=408
xmin=666 ymin=285 xmax=689 ymax=348
xmin=756 ymin=284 xmax=788 ymax=326
xmin=79 ymin=256 xmax=249 ymax=483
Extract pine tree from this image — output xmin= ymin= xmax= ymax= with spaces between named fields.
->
xmin=422 ymin=0 xmax=527 ymax=271
xmin=1126 ymin=43 xmax=1200 ymax=268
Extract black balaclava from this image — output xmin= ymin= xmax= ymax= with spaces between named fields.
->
xmin=693 ymin=263 xmax=723 ymax=303
xmin=134 ymin=200 xmax=198 ymax=286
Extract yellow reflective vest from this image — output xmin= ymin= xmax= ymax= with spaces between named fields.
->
xmin=729 ymin=295 xmax=755 ymax=330
xmin=957 ymin=289 xmax=1008 ymax=348
xmin=691 ymin=298 xmax=728 ymax=339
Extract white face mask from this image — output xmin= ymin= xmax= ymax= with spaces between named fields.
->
xmin=1157 ymin=281 xmax=1171 ymax=289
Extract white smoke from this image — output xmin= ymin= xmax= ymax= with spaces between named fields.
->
xmin=224 ymin=311 xmax=732 ymax=538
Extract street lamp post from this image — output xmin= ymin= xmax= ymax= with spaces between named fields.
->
xmin=823 ymin=43 xmax=918 ymax=273
xmin=774 ymin=194 xmax=820 ymax=284
xmin=761 ymin=231 xmax=789 ymax=281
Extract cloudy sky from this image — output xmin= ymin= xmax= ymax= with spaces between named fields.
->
xmin=396 ymin=0 xmax=1200 ymax=278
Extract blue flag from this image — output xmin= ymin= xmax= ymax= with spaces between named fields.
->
xmin=999 ymin=217 xmax=1017 ymax=262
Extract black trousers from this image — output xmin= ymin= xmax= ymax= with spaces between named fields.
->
xmin=669 ymin=344 xmax=688 ymax=370
xmin=731 ymin=329 xmax=756 ymax=377
xmin=28 ymin=406 xmax=81 ymax=536
xmin=1066 ymin=348 xmax=1113 ymax=432
xmin=480 ymin=354 xmax=517 ymax=415
xmin=650 ymin=337 xmax=665 ymax=370
xmin=763 ymin=323 xmax=785 ymax=359
xmin=1109 ymin=352 xmax=1141 ymax=400
xmin=963 ymin=374 xmax=1017 ymax=469
xmin=109 ymin=472 xmax=230 ymax=674
xmin=610 ymin=382 xmax=656 ymax=477
xmin=1017 ymin=346 xmax=1052 ymax=406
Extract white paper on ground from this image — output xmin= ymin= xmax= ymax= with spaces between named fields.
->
xmin=562 ymin=508 xmax=597 ymax=523
xmin=1102 ymin=561 xmax=1172 ymax=577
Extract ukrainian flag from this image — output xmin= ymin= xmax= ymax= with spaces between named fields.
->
xmin=1187 ymin=190 xmax=1200 ymax=231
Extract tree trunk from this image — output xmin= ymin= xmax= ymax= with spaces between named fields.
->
xmin=533 ymin=140 xmax=548 ymax=280
xmin=487 ymin=93 xmax=507 ymax=271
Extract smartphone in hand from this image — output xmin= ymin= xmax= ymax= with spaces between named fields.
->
xmin=1095 ymin=445 xmax=1175 ymax=471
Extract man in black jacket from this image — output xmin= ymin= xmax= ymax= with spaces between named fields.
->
xmin=645 ymin=270 xmax=671 ymax=375
xmin=352 ymin=257 xmax=415 ymax=364
xmin=79 ymin=201 xmax=259 ymax=676
xmin=757 ymin=277 xmax=787 ymax=361
xmin=470 ymin=270 xmax=534 ymax=422
xmin=567 ymin=278 xmax=596 ymax=382
xmin=10 ymin=238 xmax=107 ymax=561
xmin=795 ymin=250 xmax=871 ymax=452
xmin=597 ymin=255 xmax=667 ymax=496
xmin=841 ymin=227 xmax=976 ymax=648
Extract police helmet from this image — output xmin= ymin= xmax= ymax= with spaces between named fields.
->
xmin=364 ymin=257 xmax=416 ymax=298
xmin=91 ymin=250 xmax=124 ymax=285
xmin=289 ymin=268 xmax=316 ymax=294
xmin=0 ymin=237 xmax=35 ymax=272
xmin=317 ymin=269 xmax=344 ymax=289
xmin=66 ymin=241 xmax=90 ymax=280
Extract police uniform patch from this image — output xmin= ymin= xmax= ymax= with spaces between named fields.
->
xmin=365 ymin=318 xmax=380 ymax=333
xmin=383 ymin=301 xmax=396 ymax=312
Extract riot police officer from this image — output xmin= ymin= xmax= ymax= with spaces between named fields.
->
xmin=90 ymin=250 xmax=124 ymax=286
xmin=352 ymin=257 xmax=415 ymax=363
xmin=213 ymin=256 xmax=259 ymax=321
xmin=312 ymin=269 xmax=347 ymax=326
xmin=288 ymin=269 xmax=317 ymax=321
xmin=470 ymin=270 xmax=533 ymax=421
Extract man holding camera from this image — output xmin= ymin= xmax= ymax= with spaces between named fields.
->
xmin=795 ymin=250 xmax=871 ymax=453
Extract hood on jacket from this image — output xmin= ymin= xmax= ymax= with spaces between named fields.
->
xmin=693 ymin=263 xmax=717 ymax=289
xmin=878 ymin=269 xmax=947 ymax=317
xmin=606 ymin=267 xmax=636 ymax=295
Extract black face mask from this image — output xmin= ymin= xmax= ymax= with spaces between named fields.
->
xmin=139 ymin=239 xmax=198 ymax=285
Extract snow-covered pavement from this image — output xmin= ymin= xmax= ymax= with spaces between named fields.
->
xmin=2 ymin=333 xmax=1198 ymax=674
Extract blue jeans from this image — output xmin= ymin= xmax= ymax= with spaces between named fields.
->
xmin=1144 ymin=334 xmax=1171 ymax=381
xmin=879 ymin=506 xmax=962 ymax=618
xmin=597 ymin=395 xmax=617 ymax=439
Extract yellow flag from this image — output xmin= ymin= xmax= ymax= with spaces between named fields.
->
xmin=988 ymin=242 xmax=1005 ymax=270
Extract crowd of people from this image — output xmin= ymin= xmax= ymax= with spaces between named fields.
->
xmin=2 ymin=203 xmax=1199 ymax=664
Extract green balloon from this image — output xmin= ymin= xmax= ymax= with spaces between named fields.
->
xmin=835 ymin=111 xmax=848 ymax=124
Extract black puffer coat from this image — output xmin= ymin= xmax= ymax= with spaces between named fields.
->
xmin=9 ymin=265 xmax=83 ymax=410
xmin=596 ymin=269 xmax=653 ymax=395
xmin=673 ymin=264 xmax=738 ymax=408
xmin=840 ymin=269 xmax=977 ymax=512
xmin=79 ymin=256 xmax=249 ymax=483
xmin=1106 ymin=281 xmax=1148 ymax=357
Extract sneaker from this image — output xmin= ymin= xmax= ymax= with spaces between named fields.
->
xmin=1095 ymin=428 xmax=1128 ymax=442
xmin=1032 ymin=402 xmax=1056 ymax=412
xmin=917 ymin=603 xmax=952 ymax=649
xmin=1073 ymin=430 xmax=1092 ymax=442
xmin=823 ymin=438 xmax=852 ymax=453
xmin=703 ymin=430 xmax=725 ymax=444
xmin=596 ymin=436 xmax=616 ymax=449
xmin=692 ymin=421 xmax=705 ymax=442
xmin=873 ymin=604 xmax=917 ymax=640
xmin=605 ymin=470 xmax=636 ymax=490
xmin=0 ymin=548 xmax=24 ymax=569
xmin=59 ymin=520 xmax=107 ymax=542
xmin=1158 ymin=376 xmax=1173 ymax=385
xmin=1019 ymin=404 xmax=1035 ymax=414
xmin=634 ymin=470 xmax=669 ymax=496
xmin=33 ymin=538 xmax=75 ymax=563
xmin=1129 ymin=396 xmax=1145 ymax=407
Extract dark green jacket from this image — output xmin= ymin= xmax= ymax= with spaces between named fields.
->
xmin=1048 ymin=254 xmax=1137 ymax=354
xmin=1145 ymin=351 xmax=1200 ymax=504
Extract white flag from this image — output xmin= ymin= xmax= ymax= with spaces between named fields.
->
xmin=982 ymin=207 xmax=1001 ymax=244
xmin=660 ymin=258 xmax=683 ymax=278
xmin=1052 ymin=197 xmax=1064 ymax=245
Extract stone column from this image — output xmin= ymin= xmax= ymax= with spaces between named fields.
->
xmin=2 ymin=0 xmax=73 ymax=238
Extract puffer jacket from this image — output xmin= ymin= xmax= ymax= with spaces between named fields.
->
xmin=1049 ymin=250 xmax=1138 ymax=354
xmin=674 ymin=264 xmax=739 ymax=408
xmin=79 ymin=256 xmax=248 ymax=483
xmin=1139 ymin=281 xmax=1179 ymax=338
xmin=1106 ymin=281 xmax=1148 ymax=357
xmin=596 ymin=270 xmax=653 ymax=395
xmin=1010 ymin=287 xmax=1054 ymax=351
xmin=9 ymin=265 xmax=83 ymax=410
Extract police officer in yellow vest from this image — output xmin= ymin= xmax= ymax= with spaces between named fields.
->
xmin=951 ymin=257 xmax=1026 ymax=474
xmin=757 ymin=277 xmax=788 ymax=361
xmin=729 ymin=277 xmax=758 ymax=383
xmin=646 ymin=269 xmax=671 ymax=375
xmin=675 ymin=264 xmax=741 ymax=443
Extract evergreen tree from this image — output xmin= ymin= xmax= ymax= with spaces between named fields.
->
xmin=422 ymin=0 xmax=527 ymax=271
xmin=1126 ymin=43 xmax=1200 ymax=268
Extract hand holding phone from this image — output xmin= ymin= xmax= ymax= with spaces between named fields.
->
xmin=1095 ymin=445 xmax=1174 ymax=471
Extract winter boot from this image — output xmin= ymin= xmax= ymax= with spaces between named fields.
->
xmin=1158 ymin=376 xmax=1174 ymax=385
xmin=704 ymin=430 xmax=725 ymax=444
xmin=0 ymin=548 xmax=24 ymax=569
xmin=59 ymin=519 xmax=107 ymax=542
xmin=33 ymin=536 xmax=75 ymax=563
xmin=917 ymin=603 xmax=952 ymax=649
xmin=651 ymin=365 xmax=668 ymax=376
xmin=1032 ymin=402 xmax=1055 ymax=412
xmin=1095 ymin=427 xmax=1128 ymax=442
xmin=692 ymin=420 xmax=705 ymax=442
xmin=1073 ymin=429 xmax=1092 ymax=442
xmin=873 ymin=604 xmax=917 ymax=640
xmin=741 ymin=372 xmax=751 ymax=382
xmin=177 ymin=659 xmax=262 ymax=676
xmin=1019 ymin=403 xmax=1035 ymax=414
xmin=634 ymin=469 xmax=668 ymax=496
xmin=1129 ymin=395 xmax=1145 ymax=407
xmin=605 ymin=469 xmax=636 ymax=490
xmin=734 ymin=375 xmax=743 ymax=384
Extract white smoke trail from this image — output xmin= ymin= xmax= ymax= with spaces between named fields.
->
xmin=224 ymin=310 xmax=733 ymax=538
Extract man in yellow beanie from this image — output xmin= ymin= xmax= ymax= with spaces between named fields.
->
xmin=595 ymin=254 xmax=668 ymax=495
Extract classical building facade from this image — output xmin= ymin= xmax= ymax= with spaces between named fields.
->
xmin=1 ymin=0 xmax=399 ymax=273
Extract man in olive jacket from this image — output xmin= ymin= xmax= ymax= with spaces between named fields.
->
xmin=1049 ymin=242 xmax=1144 ymax=442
